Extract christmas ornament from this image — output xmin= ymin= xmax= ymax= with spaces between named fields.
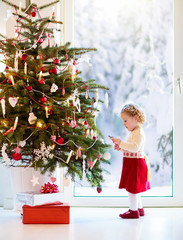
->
xmin=8 ymin=97 xmax=18 ymax=107
xmin=13 ymin=116 xmax=18 ymax=130
xmin=24 ymin=62 xmax=27 ymax=74
xmin=21 ymin=54 xmax=28 ymax=61
xmin=51 ymin=135 xmax=56 ymax=141
xmin=19 ymin=140 xmax=26 ymax=147
xmin=84 ymin=120 xmax=88 ymax=125
xmin=0 ymin=98 xmax=5 ymax=117
xmin=50 ymin=83 xmax=58 ymax=93
xmin=27 ymin=85 xmax=32 ymax=91
xmin=50 ymin=177 xmax=56 ymax=183
xmin=97 ymin=187 xmax=102 ymax=193
xmin=85 ymin=90 xmax=88 ymax=99
xmin=40 ymin=96 xmax=47 ymax=103
xmin=10 ymin=75 xmax=15 ymax=85
xmin=69 ymin=88 xmax=81 ymax=112
xmin=12 ymin=152 xmax=22 ymax=161
xmin=65 ymin=53 xmax=68 ymax=60
xmin=31 ymin=11 xmax=36 ymax=17
xmin=39 ymin=78 xmax=45 ymax=84
xmin=3 ymin=127 xmax=14 ymax=136
xmin=5 ymin=66 xmax=9 ymax=70
xmin=48 ymin=109 xmax=53 ymax=115
xmin=62 ymin=88 xmax=65 ymax=96
xmin=54 ymin=58 xmax=60 ymax=65
xmin=68 ymin=64 xmax=75 ymax=74
xmin=34 ymin=142 xmax=53 ymax=162
xmin=40 ymin=182 xmax=59 ymax=193
xmin=28 ymin=112 xmax=37 ymax=125
xmin=103 ymin=152 xmax=111 ymax=160
xmin=14 ymin=146 xmax=21 ymax=154
xmin=36 ymin=119 xmax=46 ymax=128
xmin=70 ymin=120 xmax=77 ymax=128
xmin=88 ymin=159 xmax=94 ymax=168
xmin=49 ymin=68 xmax=57 ymax=74
xmin=1 ymin=143 xmax=10 ymax=164
xmin=40 ymin=67 xmax=45 ymax=72
xmin=45 ymin=106 xmax=48 ymax=118
xmin=49 ymin=69 xmax=53 ymax=74
xmin=57 ymin=137 xmax=64 ymax=144
xmin=66 ymin=150 xmax=73 ymax=164
xmin=30 ymin=175 xmax=39 ymax=187
xmin=37 ymin=38 xmax=43 ymax=44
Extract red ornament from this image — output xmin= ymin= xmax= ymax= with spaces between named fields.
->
xmin=65 ymin=54 xmax=68 ymax=60
xmin=37 ymin=38 xmax=43 ymax=44
xmin=49 ymin=69 xmax=53 ymax=74
xmin=5 ymin=66 xmax=9 ymax=71
xmin=7 ymin=79 xmax=11 ymax=84
xmin=40 ymin=96 xmax=47 ymax=103
xmin=39 ymin=78 xmax=45 ymax=84
xmin=48 ymin=109 xmax=53 ymax=115
xmin=93 ymin=136 xmax=98 ymax=140
xmin=31 ymin=11 xmax=36 ymax=17
xmin=40 ymin=67 xmax=45 ymax=72
xmin=97 ymin=187 xmax=102 ymax=194
xmin=27 ymin=85 xmax=32 ymax=91
xmin=52 ymin=68 xmax=57 ymax=74
xmin=56 ymin=137 xmax=64 ymax=144
xmin=21 ymin=54 xmax=28 ymax=61
xmin=12 ymin=153 xmax=22 ymax=161
xmin=54 ymin=58 xmax=60 ymax=65
xmin=84 ymin=121 xmax=88 ymax=125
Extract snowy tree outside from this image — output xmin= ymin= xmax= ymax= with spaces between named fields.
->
xmin=74 ymin=0 xmax=173 ymax=197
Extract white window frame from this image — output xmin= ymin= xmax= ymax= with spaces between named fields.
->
xmin=63 ymin=0 xmax=183 ymax=207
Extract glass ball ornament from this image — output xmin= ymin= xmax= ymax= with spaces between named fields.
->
xmin=40 ymin=96 xmax=47 ymax=103
xmin=12 ymin=152 xmax=22 ymax=161
xmin=56 ymin=137 xmax=64 ymax=144
xmin=103 ymin=152 xmax=111 ymax=160
xmin=54 ymin=58 xmax=60 ymax=65
xmin=21 ymin=54 xmax=28 ymax=61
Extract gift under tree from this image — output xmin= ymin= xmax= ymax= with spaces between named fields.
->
xmin=0 ymin=0 xmax=110 ymax=188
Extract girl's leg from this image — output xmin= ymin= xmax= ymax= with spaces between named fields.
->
xmin=128 ymin=192 xmax=139 ymax=210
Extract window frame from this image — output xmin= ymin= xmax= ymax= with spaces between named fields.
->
xmin=63 ymin=0 xmax=183 ymax=207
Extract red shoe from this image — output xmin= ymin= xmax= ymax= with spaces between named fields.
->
xmin=138 ymin=208 xmax=145 ymax=216
xmin=119 ymin=209 xmax=139 ymax=219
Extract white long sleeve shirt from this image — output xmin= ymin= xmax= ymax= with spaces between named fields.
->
xmin=119 ymin=127 xmax=145 ymax=154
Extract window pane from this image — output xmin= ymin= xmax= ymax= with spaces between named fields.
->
xmin=74 ymin=0 xmax=173 ymax=197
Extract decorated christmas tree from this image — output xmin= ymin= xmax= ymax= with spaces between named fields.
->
xmin=0 ymin=0 xmax=110 ymax=188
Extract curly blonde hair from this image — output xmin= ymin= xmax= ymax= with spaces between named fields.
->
xmin=121 ymin=104 xmax=145 ymax=124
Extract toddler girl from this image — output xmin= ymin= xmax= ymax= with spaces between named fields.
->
xmin=112 ymin=104 xmax=150 ymax=219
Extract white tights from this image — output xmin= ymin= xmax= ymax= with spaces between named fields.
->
xmin=128 ymin=192 xmax=143 ymax=211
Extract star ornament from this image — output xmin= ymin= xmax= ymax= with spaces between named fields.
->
xmin=30 ymin=175 xmax=39 ymax=187
xmin=88 ymin=159 xmax=94 ymax=169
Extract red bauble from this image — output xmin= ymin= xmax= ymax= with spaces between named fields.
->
xmin=84 ymin=120 xmax=88 ymax=125
xmin=37 ymin=38 xmax=43 ymax=44
xmin=49 ymin=69 xmax=53 ymax=74
xmin=7 ymin=79 xmax=11 ymax=84
xmin=40 ymin=96 xmax=47 ymax=103
xmin=56 ymin=137 xmax=64 ymax=144
xmin=54 ymin=58 xmax=60 ymax=65
xmin=97 ymin=187 xmax=102 ymax=194
xmin=27 ymin=85 xmax=32 ymax=91
xmin=5 ymin=66 xmax=9 ymax=71
xmin=13 ymin=153 xmax=22 ymax=161
xmin=52 ymin=68 xmax=57 ymax=74
xmin=31 ymin=11 xmax=36 ymax=17
xmin=40 ymin=67 xmax=45 ymax=72
xmin=48 ymin=109 xmax=53 ymax=115
xmin=21 ymin=54 xmax=28 ymax=61
xmin=39 ymin=78 xmax=45 ymax=84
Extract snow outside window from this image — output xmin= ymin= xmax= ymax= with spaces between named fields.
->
xmin=73 ymin=0 xmax=173 ymax=198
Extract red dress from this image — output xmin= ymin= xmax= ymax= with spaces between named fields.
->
xmin=119 ymin=156 xmax=150 ymax=194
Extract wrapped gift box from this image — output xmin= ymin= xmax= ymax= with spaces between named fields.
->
xmin=22 ymin=201 xmax=70 ymax=224
xmin=16 ymin=192 xmax=64 ymax=213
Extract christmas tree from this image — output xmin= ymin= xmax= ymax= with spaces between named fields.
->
xmin=0 ymin=0 xmax=110 ymax=188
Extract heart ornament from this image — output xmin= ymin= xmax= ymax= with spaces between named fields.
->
xmin=9 ymin=97 xmax=18 ymax=107
xmin=50 ymin=177 xmax=56 ymax=183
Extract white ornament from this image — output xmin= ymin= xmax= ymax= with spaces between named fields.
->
xmin=13 ymin=116 xmax=18 ymax=130
xmin=28 ymin=112 xmax=37 ymax=125
xmin=9 ymin=97 xmax=18 ymax=107
xmin=19 ymin=140 xmax=26 ymax=147
xmin=30 ymin=175 xmax=39 ymax=187
xmin=66 ymin=150 xmax=73 ymax=164
xmin=103 ymin=152 xmax=111 ymax=160
xmin=2 ymin=143 xmax=11 ymax=165
xmin=69 ymin=88 xmax=81 ymax=112
xmin=34 ymin=142 xmax=54 ymax=162
xmin=68 ymin=64 xmax=75 ymax=74
xmin=50 ymin=83 xmax=58 ymax=93
xmin=0 ymin=98 xmax=5 ymax=117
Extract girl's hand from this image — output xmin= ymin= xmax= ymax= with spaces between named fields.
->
xmin=112 ymin=138 xmax=121 ymax=145
xmin=114 ymin=144 xmax=121 ymax=151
